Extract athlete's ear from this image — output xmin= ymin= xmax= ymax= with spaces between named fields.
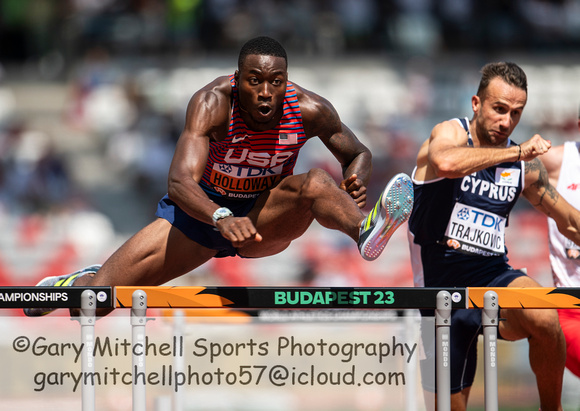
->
xmin=472 ymin=95 xmax=481 ymax=115
xmin=234 ymin=70 xmax=239 ymax=84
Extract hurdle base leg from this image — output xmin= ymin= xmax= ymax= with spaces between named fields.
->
xmin=435 ymin=291 xmax=451 ymax=411
xmin=483 ymin=291 xmax=499 ymax=411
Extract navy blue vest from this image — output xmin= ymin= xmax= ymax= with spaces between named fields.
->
xmin=409 ymin=118 xmax=524 ymax=287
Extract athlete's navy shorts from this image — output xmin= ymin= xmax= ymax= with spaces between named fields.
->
xmin=155 ymin=194 xmax=257 ymax=258
xmin=420 ymin=268 xmax=527 ymax=394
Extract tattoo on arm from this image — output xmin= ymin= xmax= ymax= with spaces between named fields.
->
xmin=525 ymin=158 xmax=560 ymax=213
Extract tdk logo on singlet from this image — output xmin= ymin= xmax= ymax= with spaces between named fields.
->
xmin=217 ymin=163 xmax=280 ymax=177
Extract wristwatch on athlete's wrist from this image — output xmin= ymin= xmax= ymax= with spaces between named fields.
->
xmin=212 ymin=207 xmax=234 ymax=226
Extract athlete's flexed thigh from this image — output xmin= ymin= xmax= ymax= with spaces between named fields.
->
xmin=239 ymin=169 xmax=366 ymax=258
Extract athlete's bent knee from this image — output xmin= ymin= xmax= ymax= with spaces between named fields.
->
xmin=300 ymin=168 xmax=336 ymax=198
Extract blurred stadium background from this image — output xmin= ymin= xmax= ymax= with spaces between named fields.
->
xmin=1 ymin=1 xmax=580 ymax=409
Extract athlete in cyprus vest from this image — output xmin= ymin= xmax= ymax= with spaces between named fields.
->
xmin=548 ymin=141 xmax=580 ymax=286
xmin=408 ymin=117 xmax=524 ymax=288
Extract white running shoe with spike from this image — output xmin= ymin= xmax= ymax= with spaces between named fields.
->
xmin=358 ymin=173 xmax=414 ymax=261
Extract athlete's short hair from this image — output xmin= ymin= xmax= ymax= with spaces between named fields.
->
xmin=238 ymin=36 xmax=288 ymax=70
xmin=476 ymin=62 xmax=527 ymax=97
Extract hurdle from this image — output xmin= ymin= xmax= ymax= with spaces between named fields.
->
xmin=115 ymin=286 xmax=580 ymax=411
xmin=0 ymin=287 xmax=112 ymax=411
xmin=115 ymin=286 xmax=468 ymax=411
xmin=5 ymin=285 xmax=580 ymax=411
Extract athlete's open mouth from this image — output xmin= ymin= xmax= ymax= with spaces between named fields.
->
xmin=258 ymin=105 xmax=272 ymax=115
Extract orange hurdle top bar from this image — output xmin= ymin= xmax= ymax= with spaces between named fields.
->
xmin=468 ymin=287 xmax=580 ymax=309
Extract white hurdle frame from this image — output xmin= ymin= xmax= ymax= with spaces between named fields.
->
xmin=132 ymin=290 xmax=148 ymax=411
xmin=79 ymin=289 xmax=97 ymax=411
xmin=435 ymin=291 xmax=451 ymax=411
xmin=483 ymin=291 xmax=499 ymax=411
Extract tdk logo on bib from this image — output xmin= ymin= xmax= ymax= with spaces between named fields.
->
xmin=456 ymin=207 xmax=470 ymax=221
xmin=455 ymin=207 xmax=502 ymax=230
xmin=444 ymin=203 xmax=506 ymax=256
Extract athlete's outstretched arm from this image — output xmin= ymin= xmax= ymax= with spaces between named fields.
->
xmin=296 ymin=84 xmax=372 ymax=208
xmin=426 ymin=121 xmax=520 ymax=179
xmin=415 ymin=121 xmax=517 ymax=182
xmin=523 ymin=157 xmax=580 ymax=245
xmin=416 ymin=119 xmax=553 ymax=182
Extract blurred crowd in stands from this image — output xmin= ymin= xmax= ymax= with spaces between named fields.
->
xmin=2 ymin=0 xmax=580 ymax=67
xmin=0 ymin=0 xmax=578 ymax=288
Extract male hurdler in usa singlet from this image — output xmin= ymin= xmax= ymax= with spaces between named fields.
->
xmin=156 ymin=75 xmax=307 ymax=257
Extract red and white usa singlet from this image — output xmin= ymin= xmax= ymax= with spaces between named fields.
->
xmin=199 ymin=75 xmax=307 ymax=201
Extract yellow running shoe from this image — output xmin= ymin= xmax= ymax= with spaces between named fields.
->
xmin=23 ymin=264 xmax=101 ymax=317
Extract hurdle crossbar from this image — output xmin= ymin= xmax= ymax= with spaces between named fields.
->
xmin=114 ymin=286 xmax=468 ymax=309
xmin=468 ymin=286 xmax=580 ymax=308
xmin=0 ymin=286 xmax=113 ymax=309
xmin=5 ymin=286 xmax=578 ymax=310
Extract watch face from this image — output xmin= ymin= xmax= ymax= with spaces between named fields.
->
xmin=217 ymin=209 xmax=228 ymax=218
xmin=213 ymin=207 xmax=233 ymax=223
